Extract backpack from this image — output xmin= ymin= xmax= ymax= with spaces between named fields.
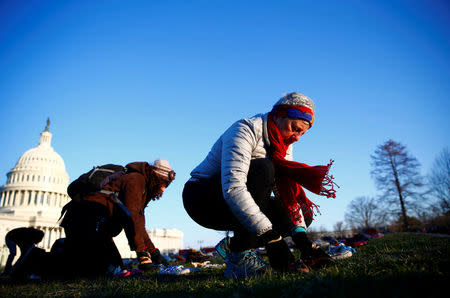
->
xmin=67 ymin=164 xmax=127 ymax=199
xmin=61 ymin=164 xmax=135 ymax=246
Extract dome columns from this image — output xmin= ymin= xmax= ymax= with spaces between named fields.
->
xmin=0 ymin=190 xmax=69 ymax=208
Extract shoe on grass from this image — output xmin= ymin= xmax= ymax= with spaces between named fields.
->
xmin=327 ymin=243 xmax=354 ymax=260
xmin=215 ymin=237 xmax=231 ymax=260
xmin=224 ymin=249 xmax=268 ymax=279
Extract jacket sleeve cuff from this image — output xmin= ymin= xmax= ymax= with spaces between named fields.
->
xmin=256 ymin=225 xmax=273 ymax=237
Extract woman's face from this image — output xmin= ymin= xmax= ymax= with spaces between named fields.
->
xmin=273 ymin=117 xmax=310 ymax=145
xmin=149 ymin=184 xmax=166 ymax=201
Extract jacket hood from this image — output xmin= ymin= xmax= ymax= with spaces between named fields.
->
xmin=126 ymin=162 xmax=150 ymax=180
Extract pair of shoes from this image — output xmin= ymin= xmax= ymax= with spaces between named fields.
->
xmin=215 ymin=237 xmax=231 ymax=260
xmin=158 ymin=265 xmax=200 ymax=275
xmin=327 ymin=243 xmax=355 ymax=260
xmin=113 ymin=268 xmax=143 ymax=278
xmin=224 ymin=250 xmax=268 ymax=279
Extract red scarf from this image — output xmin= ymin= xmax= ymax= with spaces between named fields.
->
xmin=267 ymin=113 xmax=337 ymax=226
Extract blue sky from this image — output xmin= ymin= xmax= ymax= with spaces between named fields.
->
xmin=0 ymin=0 xmax=449 ymax=249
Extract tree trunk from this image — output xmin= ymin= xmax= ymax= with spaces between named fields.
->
xmin=389 ymin=153 xmax=409 ymax=231
xmin=395 ymin=176 xmax=408 ymax=231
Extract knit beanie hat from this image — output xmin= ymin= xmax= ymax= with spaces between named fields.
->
xmin=153 ymin=159 xmax=176 ymax=184
xmin=272 ymin=92 xmax=315 ymax=127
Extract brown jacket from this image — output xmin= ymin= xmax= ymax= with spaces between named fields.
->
xmin=81 ymin=162 xmax=156 ymax=252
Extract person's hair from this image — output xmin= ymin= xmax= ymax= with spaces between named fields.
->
xmin=146 ymin=166 xmax=167 ymax=200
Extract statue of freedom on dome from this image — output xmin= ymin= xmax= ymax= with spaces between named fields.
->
xmin=44 ymin=118 xmax=50 ymax=132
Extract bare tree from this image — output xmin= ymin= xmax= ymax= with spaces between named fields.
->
xmin=306 ymin=226 xmax=320 ymax=240
xmin=371 ymin=140 xmax=425 ymax=231
xmin=428 ymin=147 xmax=450 ymax=213
xmin=334 ymin=221 xmax=346 ymax=238
xmin=319 ymin=225 xmax=328 ymax=234
xmin=345 ymin=196 xmax=385 ymax=229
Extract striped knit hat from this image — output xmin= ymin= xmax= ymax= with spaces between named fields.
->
xmin=153 ymin=159 xmax=176 ymax=184
xmin=272 ymin=92 xmax=315 ymax=127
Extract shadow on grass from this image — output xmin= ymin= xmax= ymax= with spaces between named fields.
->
xmin=1 ymin=233 xmax=448 ymax=297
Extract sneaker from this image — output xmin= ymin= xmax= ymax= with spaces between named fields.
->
xmin=158 ymin=265 xmax=200 ymax=275
xmin=107 ymin=265 xmax=123 ymax=276
xmin=215 ymin=237 xmax=231 ymax=260
xmin=327 ymin=243 xmax=355 ymax=260
xmin=113 ymin=268 xmax=143 ymax=278
xmin=331 ymin=250 xmax=352 ymax=260
xmin=224 ymin=250 xmax=268 ymax=279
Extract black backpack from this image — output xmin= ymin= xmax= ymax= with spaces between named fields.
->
xmin=67 ymin=164 xmax=127 ymax=200
xmin=61 ymin=164 xmax=135 ymax=249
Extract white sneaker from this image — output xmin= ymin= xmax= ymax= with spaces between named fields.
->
xmin=158 ymin=265 xmax=200 ymax=275
xmin=327 ymin=243 xmax=354 ymax=260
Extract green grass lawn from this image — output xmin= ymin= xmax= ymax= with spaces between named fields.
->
xmin=1 ymin=233 xmax=448 ymax=297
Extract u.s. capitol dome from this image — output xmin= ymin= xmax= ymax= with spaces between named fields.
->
xmin=0 ymin=120 xmax=70 ymax=266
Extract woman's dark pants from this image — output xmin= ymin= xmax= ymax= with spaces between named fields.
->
xmin=183 ymin=158 xmax=293 ymax=252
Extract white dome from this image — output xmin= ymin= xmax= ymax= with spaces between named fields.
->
xmin=0 ymin=120 xmax=70 ymax=211
xmin=4 ymin=129 xmax=69 ymax=194
xmin=17 ymin=134 xmax=66 ymax=169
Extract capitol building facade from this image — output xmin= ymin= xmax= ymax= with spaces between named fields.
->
xmin=0 ymin=121 xmax=183 ymax=267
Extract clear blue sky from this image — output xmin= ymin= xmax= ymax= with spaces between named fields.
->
xmin=1 ymin=0 xmax=449 ymax=249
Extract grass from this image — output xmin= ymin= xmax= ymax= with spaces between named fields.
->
xmin=0 ymin=233 xmax=448 ymax=297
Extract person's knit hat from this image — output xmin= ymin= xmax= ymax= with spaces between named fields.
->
xmin=272 ymin=92 xmax=315 ymax=127
xmin=153 ymin=159 xmax=176 ymax=184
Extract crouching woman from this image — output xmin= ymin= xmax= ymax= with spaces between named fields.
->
xmin=183 ymin=92 xmax=337 ymax=278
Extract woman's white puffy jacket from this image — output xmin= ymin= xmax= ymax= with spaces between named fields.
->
xmin=190 ymin=113 xmax=292 ymax=236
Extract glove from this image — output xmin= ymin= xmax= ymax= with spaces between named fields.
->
xmin=292 ymin=231 xmax=312 ymax=253
xmin=265 ymin=237 xmax=295 ymax=272
xmin=137 ymin=250 xmax=153 ymax=271
xmin=292 ymin=232 xmax=333 ymax=269
xmin=150 ymin=248 xmax=169 ymax=266
xmin=260 ymin=230 xmax=294 ymax=272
